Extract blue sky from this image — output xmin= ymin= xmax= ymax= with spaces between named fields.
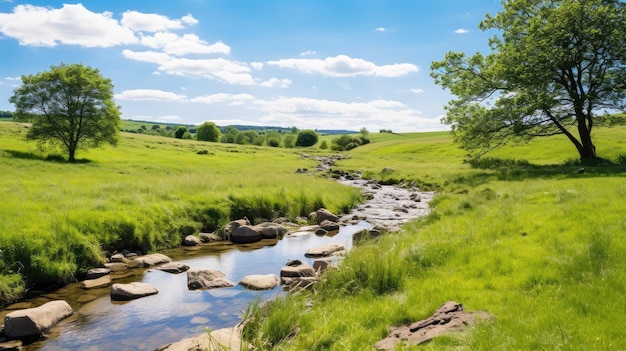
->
xmin=0 ymin=0 xmax=502 ymax=132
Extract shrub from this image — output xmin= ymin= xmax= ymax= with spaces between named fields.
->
xmin=295 ymin=130 xmax=318 ymax=147
xmin=283 ymin=135 xmax=295 ymax=148
xmin=319 ymin=140 xmax=329 ymax=149
xmin=174 ymin=126 xmax=188 ymax=139
xmin=196 ymin=122 xmax=220 ymax=142
xmin=267 ymin=138 xmax=281 ymax=147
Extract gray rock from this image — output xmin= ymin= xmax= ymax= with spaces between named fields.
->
xmin=239 ymin=274 xmax=280 ymax=290
xmin=305 ymin=244 xmax=345 ymax=258
xmin=222 ymin=218 xmax=251 ymax=239
xmin=182 ymin=235 xmax=201 ymax=246
xmin=199 ymin=232 xmax=221 ymax=243
xmin=104 ymin=262 xmax=127 ymax=272
xmin=313 ymin=260 xmax=331 ymax=273
xmin=231 ymin=225 xmax=262 ymax=244
xmin=313 ymin=208 xmax=340 ymax=224
xmin=374 ymin=301 xmax=494 ymax=350
xmin=127 ymin=253 xmax=172 ymax=268
xmin=187 ymin=268 xmax=235 ymax=290
xmin=156 ymin=262 xmax=190 ymax=274
xmin=280 ymin=262 xmax=316 ymax=283
xmin=319 ymin=220 xmax=340 ymax=232
xmin=81 ymin=275 xmax=111 ymax=289
xmin=155 ymin=326 xmax=243 ymax=351
xmin=110 ymin=253 xmax=125 ymax=263
xmin=110 ymin=282 xmax=158 ymax=301
xmin=253 ymin=222 xmax=288 ymax=239
xmin=4 ymin=300 xmax=74 ymax=339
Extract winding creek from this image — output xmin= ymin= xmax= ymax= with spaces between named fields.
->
xmin=1 ymin=176 xmax=434 ymax=351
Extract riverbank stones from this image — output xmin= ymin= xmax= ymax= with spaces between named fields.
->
xmin=4 ymin=300 xmax=74 ymax=339
xmin=187 ymin=268 xmax=235 ymax=290
xmin=110 ymin=282 xmax=158 ymax=301
xmin=239 ymin=274 xmax=280 ymax=290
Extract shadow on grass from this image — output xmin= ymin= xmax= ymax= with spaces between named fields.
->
xmin=451 ymin=156 xmax=626 ymax=187
xmin=2 ymin=149 xmax=91 ymax=163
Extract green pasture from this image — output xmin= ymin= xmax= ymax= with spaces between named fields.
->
xmin=243 ymin=124 xmax=626 ymax=350
xmin=0 ymin=121 xmax=361 ymax=304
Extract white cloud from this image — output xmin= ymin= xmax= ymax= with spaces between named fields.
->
xmin=410 ymin=88 xmax=424 ymax=94
xmin=122 ymin=50 xmax=256 ymax=85
xmin=0 ymin=4 xmax=137 ymax=47
xmin=454 ymin=28 xmax=470 ymax=34
xmin=250 ymin=62 xmax=264 ymax=70
xmin=4 ymin=76 xmax=20 ymax=81
xmin=121 ymin=11 xmax=197 ymax=32
xmin=375 ymin=27 xmax=386 ymax=32
xmin=115 ymin=89 xmax=187 ymax=101
xmin=300 ymin=50 xmax=316 ymax=57
xmin=259 ymin=78 xmax=292 ymax=88
xmin=189 ymin=93 xmax=255 ymax=105
xmin=140 ymin=32 xmax=230 ymax=55
xmin=267 ymin=54 xmax=418 ymax=77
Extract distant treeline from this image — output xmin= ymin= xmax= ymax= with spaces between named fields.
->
xmin=0 ymin=111 xmax=13 ymax=119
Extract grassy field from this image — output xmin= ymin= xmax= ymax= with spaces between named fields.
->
xmin=243 ymin=125 xmax=626 ymax=350
xmin=0 ymin=121 xmax=361 ymax=304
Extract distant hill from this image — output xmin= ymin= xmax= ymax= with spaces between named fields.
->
xmin=122 ymin=120 xmax=357 ymax=135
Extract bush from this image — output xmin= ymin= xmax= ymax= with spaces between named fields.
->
xmin=196 ymin=122 xmax=220 ymax=142
xmin=267 ymin=138 xmax=281 ymax=147
xmin=295 ymin=130 xmax=318 ymax=147
xmin=174 ymin=126 xmax=188 ymax=139
xmin=283 ymin=135 xmax=295 ymax=148
xmin=319 ymin=140 xmax=329 ymax=149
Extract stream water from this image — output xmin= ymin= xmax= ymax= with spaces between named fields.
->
xmin=17 ymin=222 xmax=371 ymax=351
xmin=4 ymin=175 xmax=434 ymax=351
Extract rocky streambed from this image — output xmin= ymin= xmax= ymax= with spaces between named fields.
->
xmin=0 ymin=162 xmax=435 ymax=351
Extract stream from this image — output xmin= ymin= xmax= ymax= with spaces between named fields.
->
xmin=2 ymin=175 xmax=434 ymax=351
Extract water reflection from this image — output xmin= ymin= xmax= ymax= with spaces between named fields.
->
xmin=25 ymin=221 xmax=370 ymax=351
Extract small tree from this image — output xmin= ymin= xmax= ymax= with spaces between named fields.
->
xmin=9 ymin=63 xmax=121 ymax=162
xmin=283 ymin=135 xmax=295 ymax=148
xmin=295 ymin=129 xmax=319 ymax=147
xmin=196 ymin=121 xmax=220 ymax=142
xmin=174 ymin=126 xmax=188 ymax=139
xmin=359 ymin=127 xmax=370 ymax=140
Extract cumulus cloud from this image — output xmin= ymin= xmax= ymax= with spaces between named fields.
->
xmin=300 ymin=50 xmax=316 ymax=57
xmin=115 ymin=89 xmax=187 ymax=101
xmin=375 ymin=27 xmax=386 ymax=32
xmin=0 ymin=4 xmax=137 ymax=47
xmin=189 ymin=93 xmax=255 ymax=105
xmin=454 ymin=28 xmax=470 ymax=34
xmin=121 ymin=11 xmax=197 ymax=32
xmin=267 ymin=54 xmax=418 ymax=77
xmin=250 ymin=62 xmax=264 ymax=70
xmin=122 ymin=50 xmax=255 ymax=85
xmin=259 ymin=78 xmax=292 ymax=88
xmin=410 ymin=88 xmax=424 ymax=94
xmin=140 ymin=32 xmax=230 ymax=55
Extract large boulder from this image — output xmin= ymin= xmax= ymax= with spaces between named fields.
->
xmin=239 ymin=274 xmax=280 ymax=290
xmin=4 ymin=300 xmax=74 ymax=339
xmin=305 ymin=244 xmax=345 ymax=258
xmin=231 ymin=225 xmax=262 ymax=244
xmin=280 ymin=260 xmax=316 ymax=284
xmin=253 ymin=222 xmax=288 ymax=239
xmin=127 ymin=253 xmax=172 ymax=268
xmin=319 ymin=220 xmax=340 ymax=232
xmin=110 ymin=282 xmax=158 ymax=301
xmin=182 ymin=235 xmax=201 ymax=246
xmin=222 ymin=218 xmax=251 ymax=239
xmin=313 ymin=208 xmax=340 ymax=224
xmin=187 ymin=268 xmax=235 ymax=290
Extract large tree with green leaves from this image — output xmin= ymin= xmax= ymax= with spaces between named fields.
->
xmin=10 ymin=63 xmax=121 ymax=162
xmin=196 ymin=121 xmax=221 ymax=142
xmin=431 ymin=0 xmax=626 ymax=161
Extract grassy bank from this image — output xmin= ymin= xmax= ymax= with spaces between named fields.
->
xmin=0 ymin=122 xmax=361 ymax=305
xmin=243 ymin=127 xmax=626 ymax=350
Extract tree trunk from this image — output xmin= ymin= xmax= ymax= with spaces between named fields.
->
xmin=576 ymin=117 xmax=597 ymax=161
xmin=68 ymin=147 xmax=76 ymax=162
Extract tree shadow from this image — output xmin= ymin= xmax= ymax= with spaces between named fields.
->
xmin=2 ymin=149 xmax=92 ymax=163
xmin=450 ymin=156 xmax=626 ymax=187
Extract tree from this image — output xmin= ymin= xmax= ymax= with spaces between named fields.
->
xmin=174 ymin=126 xmax=188 ymax=139
xmin=359 ymin=127 xmax=370 ymax=139
xmin=430 ymin=0 xmax=626 ymax=161
xmin=9 ymin=63 xmax=121 ymax=162
xmin=295 ymin=129 xmax=319 ymax=147
xmin=196 ymin=121 xmax=220 ymax=142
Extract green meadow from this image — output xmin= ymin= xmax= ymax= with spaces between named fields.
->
xmin=0 ymin=121 xmax=361 ymax=304
xmin=243 ymin=125 xmax=626 ymax=350
xmin=1 ymin=119 xmax=625 ymax=350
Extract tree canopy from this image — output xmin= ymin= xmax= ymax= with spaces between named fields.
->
xmin=430 ymin=0 xmax=626 ymax=161
xmin=196 ymin=121 xmax=221 ymax=142
xmin=295 ymin=129 xmax=319 ymax=147
xmin=10 ymin=63 xmax=121 ymax=162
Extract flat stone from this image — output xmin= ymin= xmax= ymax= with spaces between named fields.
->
xmin=81 ymin=275 xmax=111 ymax=289
xmin=85 ymin=268 xmax=111 ymax=280
xmin=110 ymin=282 xmax=158 ymax=301
xmin=110 ymin=253 xmax=125 ymax=263
xmin=156 ymin=262 xmax=190 ymax=274
xmin=280 ymin=262 xmax=316 ymax=279
xmin=127 ymin=253 xmax=172 ymax=268
xmin=199 ymin=232 xmax=221 ymax=242
xmin=239 ymin=274 xmax=280 ymax=290
xmin=187 ymin=268 xmax=235 ymax=290
xmin=0 ymin=340 xmax=23 ymax=350
xmin=305 ymin=244 xmax=345 ymax=258
xmin=104 ymin=262 xmax=127 ymax=272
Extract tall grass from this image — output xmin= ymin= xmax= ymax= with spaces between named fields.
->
xmin=243 ymin=124 xmax=626 ymax=350
xmin=0 ymin=122 xmax=361 ymax=303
